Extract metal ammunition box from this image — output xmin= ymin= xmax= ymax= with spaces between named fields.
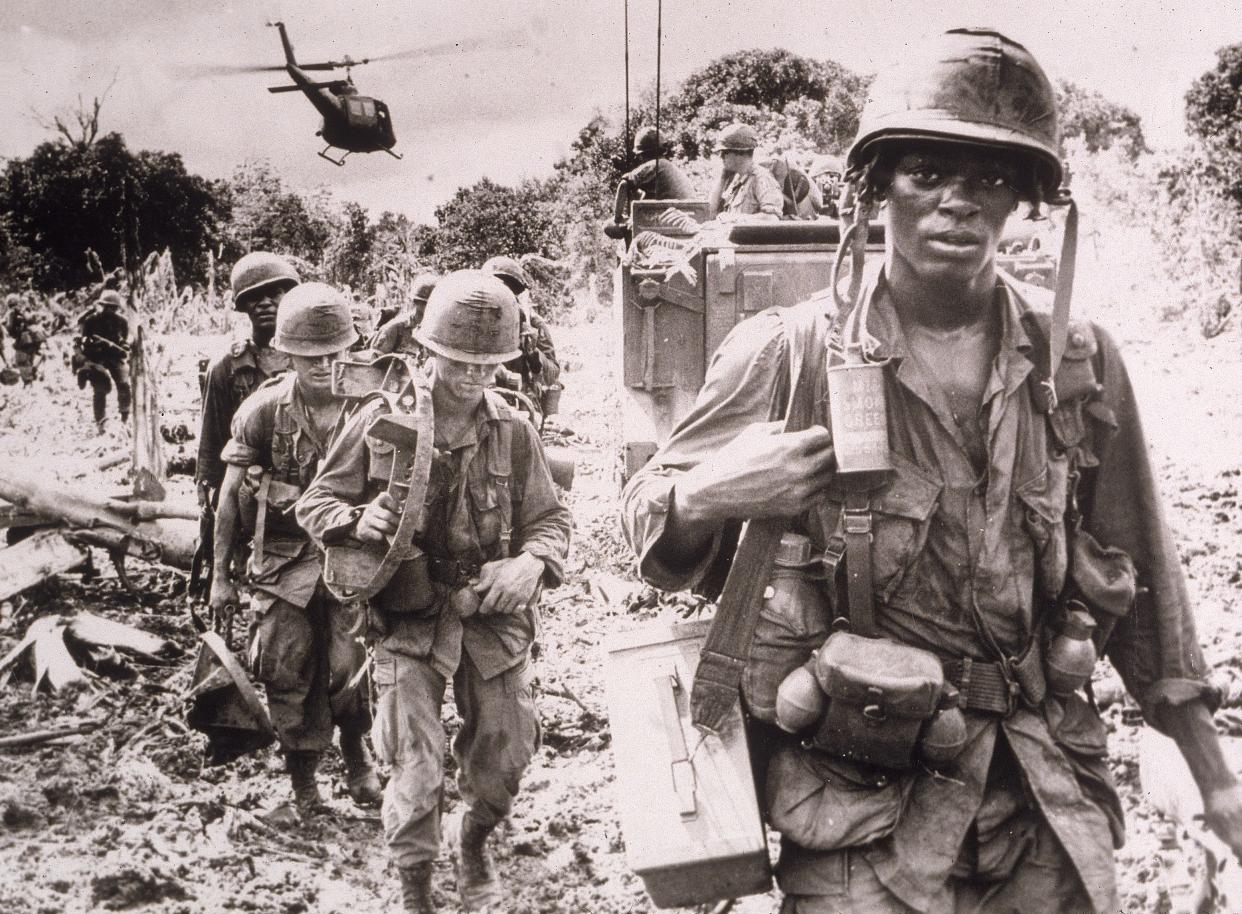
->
xmin=604 ymin=618 xmax=771 ymax=909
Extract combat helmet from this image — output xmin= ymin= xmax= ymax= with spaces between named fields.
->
xmin=410 ymin=273 xmax=439 ymax=306
xmin=415 ymin=270 xmax=521 ymax=364
xmin=633 ymin=126 xmax=662 ymax=157
xmin=273 ymin=282 xmax=358 ymax=356
xmin=713 ymin=123 xmax=760 ymax=153
xmin=482 ymin=256 xmax=532 ymax=295
xmin=230 ymin=252 xmax=300 ymax=312
xmin=847 ymin=27 xmax=1062 ymax=199
xmin=97 ymin=290 xmax=125 ymax=309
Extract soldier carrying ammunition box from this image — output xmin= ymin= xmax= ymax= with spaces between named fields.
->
xmin=622 ymin=27 xmax=1242 ymax=914
xmin=209 ymin=282 xmax=380 ymax=814
xmin=297 ymin=270 xmax=572 ymax=914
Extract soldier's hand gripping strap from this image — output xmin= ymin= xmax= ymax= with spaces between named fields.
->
xmin=691 ymin=304 xmax=823 ymax=735
xmin=322 ymin=385 xmax=435 ymax=602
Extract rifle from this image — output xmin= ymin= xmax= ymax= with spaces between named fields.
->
xmin=188 ymin=493 xmax=214 ymax=600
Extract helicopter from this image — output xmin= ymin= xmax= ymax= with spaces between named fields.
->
xmin=259 ymin=21 xmax=402 ymax=166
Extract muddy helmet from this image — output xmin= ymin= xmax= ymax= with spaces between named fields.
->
xmin=482 ymin=256 xmax=532 ymax=294
xmin=229 ymin=252 xmax=300 ymax=312
xmin=633 ymin=126 xmax=662 ymax=157
xmin=97 ymin=290 xmax=125 ymax=309
xmin=714 ymin=123 xmax=760 ymax=153
xmin=272 ymin=282 xmax=358 ymax=356
xmin=415 ymin=270 xmax=521 ymax=364
xmin=847 ymin=28 xmax=1062 ymax=198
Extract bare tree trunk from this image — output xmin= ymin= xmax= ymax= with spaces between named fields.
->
xmin=0 ymin=530 xmax=89 ymax=602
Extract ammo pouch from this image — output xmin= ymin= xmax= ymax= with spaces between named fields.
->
xmin=811 ymin=631 xmax=943 ymax=770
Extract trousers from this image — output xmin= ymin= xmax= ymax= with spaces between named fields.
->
xmin=247 ymin=587 xmax=370 ymax=752
xmin=370 ymin=648 xmax=540 ymax=867
xmin=87 ymin=358 xmax=131 ymax=422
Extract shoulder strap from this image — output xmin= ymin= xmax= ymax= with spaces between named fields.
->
xmin=691 ymin=301 xmax=827 ymax=734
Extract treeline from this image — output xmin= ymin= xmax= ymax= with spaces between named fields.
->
xmin=2 ymin=44 xmax=1239 ymax=311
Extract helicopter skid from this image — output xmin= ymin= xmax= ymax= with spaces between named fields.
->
xmin=384 ymin=148 xmax=403 ymax=160
xmin=318 ymin=146 xmax=351 ymax=166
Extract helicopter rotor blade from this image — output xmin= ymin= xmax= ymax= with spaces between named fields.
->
xmin=179 ymin=63 xmax=290 ymax=77
xmin=291 ymin=61 xmax=347 ymax=71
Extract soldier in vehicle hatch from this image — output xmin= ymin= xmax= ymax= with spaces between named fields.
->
xmin=197 ymin=253 xmax=298 ymax=511
xmin=210 ymin=282 xmax=380 ymax=814
xmin=297 ymin=271 xmax=571 ymax=914
xmin=709 ymin=122 xmax=783 ymax=221
xmin=612 ymin=126 xmax=697 ymax=225
xmin=622 ymin=28 xmax=1242 ymax=914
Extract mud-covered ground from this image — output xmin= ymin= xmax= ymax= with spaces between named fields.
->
xmin=2 ymin=211 xmax=1242 ymax=914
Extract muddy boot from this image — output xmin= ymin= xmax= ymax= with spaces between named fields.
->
xmin=397 ymin=862 xmax=436 ymax=914
xmin=285 ymin=750 xmax=324 ymax=813
xmin=340 ymin=727 xmax=382 ymax=807
xmin=445 ymin=810 xmax=501 ymax=912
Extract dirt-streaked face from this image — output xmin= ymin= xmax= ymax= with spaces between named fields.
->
xmin=289 ymin=348 xmax=347 ymax=397
xmin=884 ymin=144 xmax=1021 ymax=286
xmin=430 ymin=353 xmax=502 ymax=408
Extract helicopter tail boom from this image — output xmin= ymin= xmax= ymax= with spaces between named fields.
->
xmin=269 ymin=21 xmax=298 ymax=67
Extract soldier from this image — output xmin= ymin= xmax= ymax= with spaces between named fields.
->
xmin=760 ymin=151 xmax=822 ymax=219
xmin=197 ymin=253 xmax=298 ymax=510
xmin=708 ymin=122 xmax=783 ymax=221
xmin=369 ymin=273 xmax=439 ymax=356
xmin=297 ymin=271 xmax=572 ymax=914
xmin=808 ymin=154 xmax=845 ymax=218
xmin=611 ymin=126 xmax=697 ymax=225
xmin=482 ymin=255 xmax=563 ymax=418
xmin=209 ymin=282 xmax=380 ymax=813
xmin=622 ymin=28 xmax=1242 ymax=914
xmin=4 ymin=292 xmax=48 ymax=386
xmin=74 ymin=290 xmax=132 ymax=433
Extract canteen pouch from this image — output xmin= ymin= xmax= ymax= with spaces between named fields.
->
xmin=812 ymin=631 xmax=943 ymax=770
xmin=1069 ymin=529 xmax=1137 ymax=651
xmin=373 ymin=546 xmax=436 ymax=616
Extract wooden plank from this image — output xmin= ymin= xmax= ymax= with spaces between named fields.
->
xmin=0 ymin=529 xmax=89 ymax=601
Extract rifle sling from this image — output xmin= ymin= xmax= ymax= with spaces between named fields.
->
xmin=691 ymin=305 xmax=822 ymax=734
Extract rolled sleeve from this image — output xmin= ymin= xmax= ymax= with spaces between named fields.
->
xmin=219 ymin=388 xmax=276 ymax=469
xmin=1087 ymin=324 xmax=1216 ymax=731
xmin=620 ymin=310 xmax=789 ymax=593
xmin=196 ymin=357 xmax=236 ymax=487
xmin=754 ymin=168 xmax=785 ymax=216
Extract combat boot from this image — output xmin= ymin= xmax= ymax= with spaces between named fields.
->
xmin=397 ymin=862 xmax=436 ymax=914
xmin=339 ymin=727 xmax=382 ymax=807
xmin=285 ymin=750 xmax=324 ymax=813
xmin=445 ymin=809 xmax=501 ymax=912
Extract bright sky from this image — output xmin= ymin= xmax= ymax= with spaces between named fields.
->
xmin=0 ymin=1 xmax=1236 ymax=222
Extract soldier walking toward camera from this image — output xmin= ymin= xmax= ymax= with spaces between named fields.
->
xmin=483 ymin=255 xmax=563 ymax=417
xmin=209 ymin=283 xmax=380 ymax=813
xmin=196 ymin=252 xmax=299 ymax=510
xmin=369 ymin=273 xmax=439 ymax=356
xmin=623 ymin=28 xmax=1242 ymax=914
xmin=709 ymin=122 xmax=783 ymax=220
xmin=297 ymin=271 xmax=572 ymax=914
xmin=74 ymin=290 xmax=131 ymax=432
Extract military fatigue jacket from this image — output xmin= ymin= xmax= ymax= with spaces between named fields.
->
xmin=621 ymin=272 xmax=1216 ymax=913
xmin=297 ymin=389 xmax=572 ymax=680
xmin=221 ymin=373 xmax=338 ymax=610
xmin=720 ymin=166 xmax=784 ymax=217
xmin=623 ymin=158 xmax=697 ymax=202
xmin=197 ymin=339 xmax=291 ymax=490
xmin=368 ymin=317 xmax=423 ymax=356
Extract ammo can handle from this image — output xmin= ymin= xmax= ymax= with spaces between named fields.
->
xmin=654 ymin=672 xmax=698 ymax=818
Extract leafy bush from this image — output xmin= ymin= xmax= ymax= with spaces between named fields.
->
xmin=1185 ymin=43 xmax=1242 ymax=208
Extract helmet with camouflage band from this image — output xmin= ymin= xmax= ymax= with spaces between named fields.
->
xmin=415 ymin=270 xmax=521 ymax=364
xmin=273 ymin=282 xmax=358 ymax=356
xmin=846 ymin=27 xmax=1062 ymax=202
xmin=230 ymin=252 xmax=300 ymax=313
xmin=482 ymin=256 xmax=532 ymax=295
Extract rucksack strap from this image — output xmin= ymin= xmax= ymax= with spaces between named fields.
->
xmin=691 ymin=303 xmax=826 ymax=734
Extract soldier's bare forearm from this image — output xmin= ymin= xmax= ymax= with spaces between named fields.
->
xmin=1164 ymin=699 xmax=1239 ymax=793
xmin=212 ymin=467 xmax=245 ymax=583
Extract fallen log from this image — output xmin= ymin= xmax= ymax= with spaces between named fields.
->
xmin=0 ymin=720 xmax=102 ymax=750
xmin=30 ymin=616 xmax=89 ymax=694
xmin=0 ymin=529 xmax=90 ymax=601
xmin=65 ymin=612 xmax=181 ymax=660
xmin=0 ymin=465 xmax=197 ymax=572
